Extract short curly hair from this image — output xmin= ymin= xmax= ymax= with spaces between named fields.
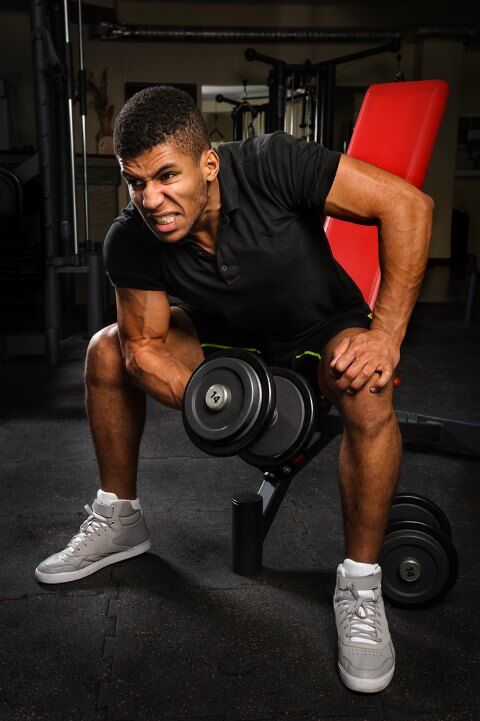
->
xmin=113 ymin=85 xmax=210 ymax=162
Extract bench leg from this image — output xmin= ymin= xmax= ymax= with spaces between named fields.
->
xmin=232 ymin=492 xmax=263 ymax=576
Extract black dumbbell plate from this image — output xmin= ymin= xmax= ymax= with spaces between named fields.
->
xmin=389 ymin=493 xmax=452 ymax=538
xmin=182 ymin=349 xmax=275 ymax=456
xmin=240 ymin=367 xmax=317 ymax=469
xmin=380 ymin=520 xmax=459 ymax=607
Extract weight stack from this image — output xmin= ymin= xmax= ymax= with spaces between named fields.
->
xmin=232 ymin=492 xmax=263 ymax=576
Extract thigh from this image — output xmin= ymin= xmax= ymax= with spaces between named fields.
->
xmin=290 ymin=308 xmax=371 ymax=405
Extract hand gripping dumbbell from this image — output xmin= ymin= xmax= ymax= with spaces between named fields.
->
xmin=182 ymin=348 xmax=318 ymax=468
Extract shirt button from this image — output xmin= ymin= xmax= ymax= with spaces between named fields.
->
xmin=196 ymin=251 xmax=203 ymax=257
xmin=221 ymin=264 xmax=228 ymax=272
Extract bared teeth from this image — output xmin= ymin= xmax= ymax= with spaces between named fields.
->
xmin=156 ymin=214 xmax=175 ymax=225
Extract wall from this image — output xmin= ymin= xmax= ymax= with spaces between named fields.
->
xmin=418 ymin=40 xmax=464 ymax=259
xmin=1 ymin=1 xmax=479 ymax=257
xmin=455 ymin=49 xmax=480 ymax=257
xmin=0 ymin=12 xmax=36 ymax=154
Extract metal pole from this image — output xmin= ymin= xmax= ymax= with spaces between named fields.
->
xmin=92 ymin=23 xmax=476 ymax=44
xmin=277 ymin=62 xmax=286 ymax=132
xmin=321 ymin=63 xmax=336 ymax=148
xmin=50 ymin=0 xmax=73 ymax=258
xmin=243 ymin=106 xmax=249 ymax=140
xmin=30 ymin=3 xmax=58 ymax=262
xmin=30 ymin=0 xmax=61 ymax=365
xmin=312 ymin=40 xmax=401 ymax=71
xmin=76 ymin=0 xmax=104 ymax=335
xmin=49 ymin=0 xmax=76 ymax=324
xmin=289 ymin=71 xmax=295 ymax=136
xmin=314 ymin=71 xmax=321 ymax=144
xmin=232 ymin=106 xmax=243 ymax=141
xmin=272 ymin=61 xmax=286 ymax=132
xmin=45 ymin=263 xmax=61 ymax=365
xmin=305 ymin=90 xmax=311 ymax=142
xmin=63 ymin=0 xmax=79 ymax=259
xmin=77 ymin=0 xmax=91 ymax=251
xmin=266 ymin=69 xmax=275 ymax=133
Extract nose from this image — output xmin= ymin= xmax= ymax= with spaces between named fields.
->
xmin=142 ymin=182 xmax=165 ymax=213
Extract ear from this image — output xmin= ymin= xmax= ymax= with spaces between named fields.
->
xmin=203 ymin=147 xmax=219 ymax=182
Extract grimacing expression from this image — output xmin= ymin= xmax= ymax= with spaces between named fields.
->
xmin=119 ymin=143 xmax=214 ymax=242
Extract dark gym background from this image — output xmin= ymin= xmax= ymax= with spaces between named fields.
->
xmin=1 ymin=1 xmax=479 ymax=720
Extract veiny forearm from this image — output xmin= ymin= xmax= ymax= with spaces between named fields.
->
xmin=126 ymin=342 xmax=193 ymax=409
xmin=370 ymin=195 xmax=433 ymax=347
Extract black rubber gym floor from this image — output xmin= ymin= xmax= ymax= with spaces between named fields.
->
xmin=1 ymin=302 xmax=479 ymax=721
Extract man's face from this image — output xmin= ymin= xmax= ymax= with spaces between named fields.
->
xmin=119 ymin=142 xmax=215 ymax=243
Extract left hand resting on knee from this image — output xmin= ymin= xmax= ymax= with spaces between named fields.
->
xmin=329 ymin=329 xmax=400 ymax=394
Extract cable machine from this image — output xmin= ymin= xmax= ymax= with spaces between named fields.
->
xmin=216 ymin=41 xmax=401 ymax=147
xmin=215 ymin=79 xmax=269 ymax=141
xmin=2 ymin=0 xmax=105 ymax=365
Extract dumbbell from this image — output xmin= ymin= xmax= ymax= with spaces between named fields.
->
xmin=182 ymin=348 xmax=317 ymax=468
xmin=380 ymin=493 xmax=458 ymax=606
xmin=182 ymin=349 xmax=459 ymax=606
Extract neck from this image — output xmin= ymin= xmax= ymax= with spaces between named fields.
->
xmin=190 ymin=178 xmax=222 ymax=253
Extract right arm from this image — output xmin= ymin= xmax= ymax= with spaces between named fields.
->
xmin=116 ymin=287 xmax=193 ymax=409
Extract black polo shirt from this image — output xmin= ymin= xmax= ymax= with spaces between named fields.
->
xmin=103 ymin=131 xmax=369 ymax=340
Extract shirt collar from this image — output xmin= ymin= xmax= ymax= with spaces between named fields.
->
xmin=175 ymin=152 xmax=239 ymax=247
xmin=218 ymin=155 xmax=239 ymax=216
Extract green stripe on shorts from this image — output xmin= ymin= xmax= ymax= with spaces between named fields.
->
xmin=201 ymin=343 xmax=262 ymax=354
xmin=295 ymin=350 xmax=322 ymax=361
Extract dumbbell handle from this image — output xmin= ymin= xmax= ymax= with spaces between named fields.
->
xmin=206 ymin=384 xmax=278 ymax=427
xmin=205 ymin=384 xmax=231 ymax=410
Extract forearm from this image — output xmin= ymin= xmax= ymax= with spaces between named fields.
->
xmin=370 ymin=195 xmax=433 ymax=347
xmin=126 ymin=342 xmax=192 ymax=409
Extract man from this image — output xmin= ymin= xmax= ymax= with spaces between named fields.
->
xmin=35 ymin=85 xmax=433 ymax=694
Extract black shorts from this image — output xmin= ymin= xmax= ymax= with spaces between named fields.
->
xmin=176 ymin=303 xmax=371 ymax=395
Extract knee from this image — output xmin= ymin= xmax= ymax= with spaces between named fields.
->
xmin=85 ymin=324 xmax=125 ymax=385
xmin=341 ymin=394 xmax=397 ymax=438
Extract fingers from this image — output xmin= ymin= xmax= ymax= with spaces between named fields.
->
xmin=329 ymin=337 xmax=351 ymax=369
xmin=335 ymin=360 xmax=380 ymax=393
xmin=330 ymin=333 xmax=370 ymax=375
xmin=369 ymin=367 xmax=393 ymax=393
xmin=340 ymin=365 xmax=394 ymax=394
xmin=329 ymin=334 xmax=394 ymax=394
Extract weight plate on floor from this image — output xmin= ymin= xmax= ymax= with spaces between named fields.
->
xmin=239 ymin=367 xmax=317 ymax=469
xmin=389 ymin=493 xmax=452 ymax=539
xmin=182 ymin=349 xmax=275 ymax=456
xmin=379 ymin=520 xmax=459 ymax=607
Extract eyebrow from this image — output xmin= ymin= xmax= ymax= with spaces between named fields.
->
xmin=121 ymin=163 xmax=177 ymax=181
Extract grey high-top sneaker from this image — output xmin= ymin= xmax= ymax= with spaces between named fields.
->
xmin=35 ymin=490 xmax=151 ymax=584
xmin=333 ymin=561 xmax=395 ymax=693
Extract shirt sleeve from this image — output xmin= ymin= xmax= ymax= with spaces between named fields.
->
xmin=261 ymin=131 xmax=341 ymax=214
xmin=103 ymin=219 xmax=167 ymax=291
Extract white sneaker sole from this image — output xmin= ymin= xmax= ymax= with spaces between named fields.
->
xmin=338 ymin=662 xmax=395 ymax=693
xmin=35 ymin=539 xmax=151 ymax=584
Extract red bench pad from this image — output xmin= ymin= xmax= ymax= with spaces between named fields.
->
xmin=323 ymin=79 xmax=449 ymax=309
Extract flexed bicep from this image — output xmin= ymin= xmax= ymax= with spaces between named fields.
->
xmin=115 ymin=287 xmax=171 ymax=362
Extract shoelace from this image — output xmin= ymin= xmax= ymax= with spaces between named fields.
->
xmin=64 ymin=505 xmax=112 ymax=556
xmin=338 ymin=582 xmax=382 ymax=644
